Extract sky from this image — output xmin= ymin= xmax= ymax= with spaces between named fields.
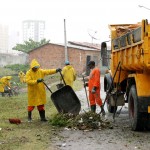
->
xmin=0 ymin=0 xmax=150 ymax=45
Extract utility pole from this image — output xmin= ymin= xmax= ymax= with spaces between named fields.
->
xmin=64 ymin=19 xmax=68 ymax=62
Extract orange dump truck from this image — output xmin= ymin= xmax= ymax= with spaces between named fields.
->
xmin=102 ymin=19 xmax=150 ymax=131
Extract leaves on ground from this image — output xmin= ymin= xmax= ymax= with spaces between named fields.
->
xmin=49 ymin=111 xmax=112 ymax=131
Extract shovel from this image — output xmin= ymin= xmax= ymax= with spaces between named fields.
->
xmin=43 ymin=72 xmax=81 ymax=115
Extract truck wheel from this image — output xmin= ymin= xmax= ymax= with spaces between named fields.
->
xmin=145 ymin=114 xmax=150 ymax=130
xmin=128 ymin=85 xmax=144 ymax=131
xmin=106 ymin=96 xmax=117 ymax=113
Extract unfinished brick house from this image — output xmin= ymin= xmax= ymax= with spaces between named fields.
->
xmin=28 ymin=42 xmax=101 ymax=76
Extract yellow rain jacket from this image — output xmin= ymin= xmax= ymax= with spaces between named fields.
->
xmin=0 ymin=76 xmax=12 ymax=92
xmin=18 ymin=71 xmax=26 ymax=83
xmin=61 ymin=65 xmax=76 ymax=87
xmin=26 ymin=59 xmax=57 ymax=106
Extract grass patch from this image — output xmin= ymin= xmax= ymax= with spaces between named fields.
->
xmin=0 ymin=92 xmax=57 ymax=150
xmin=0 ymin=79 xmax=83 ymax=150
xmin=73 ymin=78 xmax=83 ymax=91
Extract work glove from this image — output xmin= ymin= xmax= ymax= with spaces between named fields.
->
xmin=37 ymin=78 xmax=44 ymax=83
xmin=56 ymin=68 xmax=62 ymax=73
xmin=84 ymin=82 xmax=88 ymax=88
xmin=91 ymin=86 xmax=97 ymax=93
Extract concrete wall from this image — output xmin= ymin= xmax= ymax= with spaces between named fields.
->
xmin=0 ymin=52 xmax=28 ymax=67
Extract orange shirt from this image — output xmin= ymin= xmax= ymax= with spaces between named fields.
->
xmin=88 ymin=67 xmax=100 ymax=91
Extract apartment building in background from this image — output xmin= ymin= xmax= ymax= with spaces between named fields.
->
xmin=0 ymin=24 xmax=9 ymax=53
xmin=9 ymin=30 xmax=20 ymax=50
xmin=22 ymin=20 xmax=45 ymax=42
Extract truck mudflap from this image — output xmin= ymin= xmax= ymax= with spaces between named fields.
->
xmin=138 ymin=97 xmax=150 ymax=113
xmin=148 ymin=106 xmax=150 ymax=113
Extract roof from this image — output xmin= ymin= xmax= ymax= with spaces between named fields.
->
xmin=68 ymin=41 xmax=111 ymax=50
xmin=68 ymin=41 xmax=101 ymax=49
xmin=28 ymin=42 xmax=100 ymax=53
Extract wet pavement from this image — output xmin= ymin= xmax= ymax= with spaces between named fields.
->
xmin=50 ymin=77 xmax=150 ymax=150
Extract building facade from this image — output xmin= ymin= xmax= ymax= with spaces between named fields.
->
xmin=0 ymin=51 xmax=28 ymax=67
xmin=28 ymin=43 xmax=101 ymax=76
xmin=22 ymin=20 xmax=45 ymax=42
xmin=0 ymin=24 xmax=9 ymax=53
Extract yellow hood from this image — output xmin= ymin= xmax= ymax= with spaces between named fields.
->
xmin=6 ymin=76 xmax=12 ymax=80
xmin=30 ymin=59 xmax=40 ymax=69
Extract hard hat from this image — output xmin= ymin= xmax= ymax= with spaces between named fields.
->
xmin=65 ymin=60 xmax=70 ymax=65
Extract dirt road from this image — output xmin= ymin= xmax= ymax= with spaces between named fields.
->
xmin=50 ymin=77 xmax=150 ymax=150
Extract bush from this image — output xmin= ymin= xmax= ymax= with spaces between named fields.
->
xmin=0 ymin=64 xmax=29 ymax=84
xmin=0 ymin=67 xmax=16 ymax=77
xmin=4 ymin=64 xmax=29 ymax=73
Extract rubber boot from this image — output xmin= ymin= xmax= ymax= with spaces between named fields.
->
xmin=91 ymin=105 xmax=96 ymax=113
xmin=28 ymin=111 xmax=32 ymax=122
xmin=39 ymin=110 xmax=48 ymax=122
xmin=100 ymin=105 xmax=105 ymax=116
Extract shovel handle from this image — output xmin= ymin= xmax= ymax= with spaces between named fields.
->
xmin=59 ymin=71 xmax=66 ymax=86
xmin=43 ymin=81 xmax=53 ymax=93
xmin=82 ymin=75 xmax=90 ymax=108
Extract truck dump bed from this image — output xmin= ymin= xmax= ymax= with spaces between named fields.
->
xmin=110 ymin=20 xmax=150 ymax=72
xmin=104 ymin=19 xmax=150 ymax=131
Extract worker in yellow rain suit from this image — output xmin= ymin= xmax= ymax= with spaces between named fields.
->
xmin=25 ymin=59 xmax=61 ymax=122
xmin=18 ymin=71 xmax=26 ymax=83
xmin=61 ymin=60 xmax=76 ymax=88
xmin=0 ymin=76 xmax=12 ymax=93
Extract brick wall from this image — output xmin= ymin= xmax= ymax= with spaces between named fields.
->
xmin=28 ymin=43 xmax=101 ymax=75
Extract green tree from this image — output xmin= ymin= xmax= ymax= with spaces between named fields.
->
xmin=13 ymin=38 xmax=50 ymax=53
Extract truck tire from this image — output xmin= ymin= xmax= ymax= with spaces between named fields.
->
xmin=106 ymin=95 xmax=117 ymax=113
xmin=128 ymin=85 xmax=144 ymax=131
xmin=146 ymin=114 xmax=150 ymax=130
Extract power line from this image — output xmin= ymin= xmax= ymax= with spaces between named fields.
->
xmin=138 ymin=5 xmax=150 ymax=11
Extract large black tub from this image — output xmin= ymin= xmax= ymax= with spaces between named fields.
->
xmin=51 ymin=85 xmax=81 ymax=115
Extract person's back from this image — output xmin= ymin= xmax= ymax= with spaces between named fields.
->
xmin=62 ymin=61 xmax=76 ymax=87
xmin=0 ymin=78 xmax=3 ymax=92
xmin=0 ymin=76 xmax=12 ymax=92
xmin=18 ymin=71 xmax=26 ymax=83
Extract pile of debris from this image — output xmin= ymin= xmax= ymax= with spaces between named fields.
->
xmin=116 ymin=24 xmax=141 ymax=37
xmin=50 ymin=111 xmax=113 ymax=131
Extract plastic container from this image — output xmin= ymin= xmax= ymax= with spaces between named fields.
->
xmin=43 ymin=72 xmax=81 ymax=115
xmin=51 ymin=85 xmax=81 ymax=115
